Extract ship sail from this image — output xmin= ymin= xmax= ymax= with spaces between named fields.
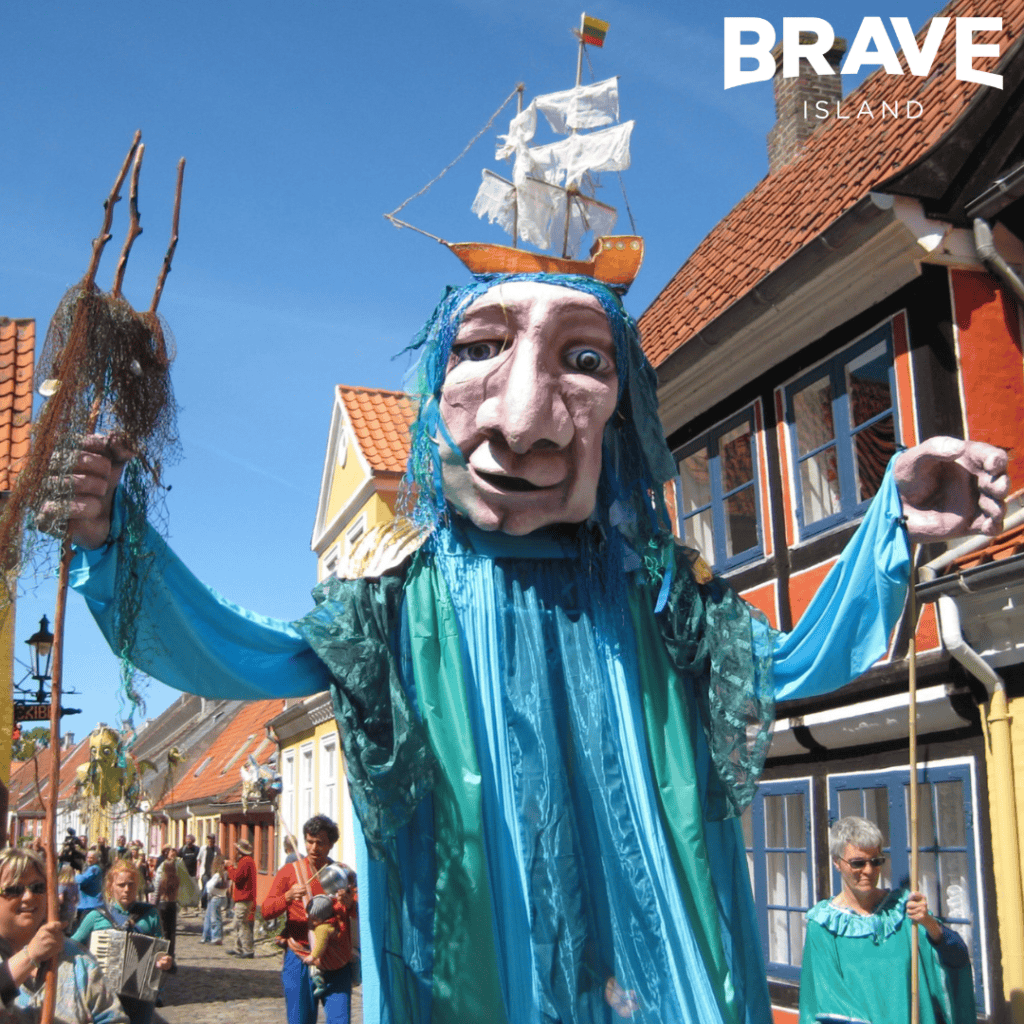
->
xmin=472 ymin=169 xmax=618 ymax=253
xmin=475 ymin=75 xmax=632 ymax=255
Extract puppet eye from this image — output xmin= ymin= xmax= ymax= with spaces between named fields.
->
xmin=451 ymin=340 xmax=505 ymax=364
xmin=567 ymin=348 xmax=610 ymax=374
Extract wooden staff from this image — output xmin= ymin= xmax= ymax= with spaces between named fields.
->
xmin=40 ymin=133 xmax=140 ymax=1024
xmin=908 ymin=543 xmax=920 ymax=1024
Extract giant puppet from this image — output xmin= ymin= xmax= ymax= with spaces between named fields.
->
xmin=59 ymin=38 xmax=1008 ymax=1024
xmin=64 ymin=270 xmax=1006 ymax=1024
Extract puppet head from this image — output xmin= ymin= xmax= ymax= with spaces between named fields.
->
xmin=403 ymin=273 xmax=676 ymax=557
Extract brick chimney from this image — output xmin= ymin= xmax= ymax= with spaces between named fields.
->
xmin=767 ymin=34 xmax=847 ymax=174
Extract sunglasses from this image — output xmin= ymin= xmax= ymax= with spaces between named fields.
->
xmin=0 ymin=882 xmax=47 ymax=899
xmin=839 ymin=856 xmax=887 ymax=870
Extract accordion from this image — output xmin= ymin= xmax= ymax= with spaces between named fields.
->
xmin=89 ymin=929 xmax=170 ymax=1003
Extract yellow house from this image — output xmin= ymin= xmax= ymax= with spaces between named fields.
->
xmin=310 ymin=385 xmax=415 ymax=579
xmin=276 ymin=385 xmax=414 ymax=865
xmin=0 ymin=318 xmax=36 ymax=845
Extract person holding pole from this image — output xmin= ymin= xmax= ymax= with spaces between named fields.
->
xmin=798 ymin=816 xmax=974 ymax=1024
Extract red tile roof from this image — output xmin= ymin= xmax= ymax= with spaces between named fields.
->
xmin=0 ymin=318 xmax=35 ymax=491
xmin=157 ymin=698 xmax=286 ymax=809
xmin=946 ymin=516 xmax=1024 ymax=571
xmin=639 ymin=0 xmax=1019 ymax=368
xmin=338 ymin=385 xmax=415 ymax=474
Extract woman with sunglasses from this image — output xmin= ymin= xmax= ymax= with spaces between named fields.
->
xmin=798 ymin=816 xmax=974 ymax=1024
xmin=0 ymin=846 xmax=126 ymax=1022
xmin=71 ymin=857 xmax=173 ymax=1024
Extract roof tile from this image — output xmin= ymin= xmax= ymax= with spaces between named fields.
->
xmin=337 ymin=385 xmax=415 ymax=474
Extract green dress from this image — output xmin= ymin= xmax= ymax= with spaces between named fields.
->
xmin=798 ymin=890 xmax=975 ymax=1024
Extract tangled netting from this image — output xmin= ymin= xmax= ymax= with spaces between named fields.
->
xmin=0 ymin=280 xmax=180 ymax=726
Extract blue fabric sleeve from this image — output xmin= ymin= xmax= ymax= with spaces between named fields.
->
xmin=930 ymin=923 xmax=971 ymax=969
xmin=772 ymin=459 xmax=911 ymax=702
xmin=69 ymin=506 xmax=332 ymax=702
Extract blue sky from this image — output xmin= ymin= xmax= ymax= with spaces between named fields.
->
xmin=3 ymin=0 xmax=944 ymax=736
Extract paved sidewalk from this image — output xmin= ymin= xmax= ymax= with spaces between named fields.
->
xmin=152 ymin=909 xmax=362 ymax=1024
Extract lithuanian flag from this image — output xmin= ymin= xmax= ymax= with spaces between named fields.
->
xmin=581 ymin=14 xmax=609 ymax=47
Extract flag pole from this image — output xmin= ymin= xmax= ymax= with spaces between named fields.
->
xmin=908 ymin=543 xmax=920 ymax=1024
xmin=576 ymin=12 xmax=586 ymax=86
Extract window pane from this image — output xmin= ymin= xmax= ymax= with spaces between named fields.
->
xmin=793 ymin=376 xmax=835 ymax=456
xmin=846 ymin=343 xmax=891 ymax=427
xmin=684 ymin=510 xmax=714 ymax=563
xmin=768 ymin=909 xmax=789 ymax=963
xmin=725 ymin=487 xmax=758 ymax=557
xmin=741 ymin=807 xmax=754 ymax=888
xmin=789 ymin=852 xmax=808 ymax=905
xmin=785 ymin=793 xmax=805 ymax=848
xmin=764 ymin=795 xmax=785 ymax=848
xmin=789 ymin=911 xmax=806 ymax=967
xmin=934 ymin=781 xmax=966 ymax=847
xmin=721 ymin=422 xmax=754 ymax=491
xmin=853 ymin=415 xmax=896 ymax=502
xmin=680 ymin=450 xmax=711 ymax=512
xmin=861 ymin=788 xmax=889 ymax=839
xmin=800 ymin=447 xmax=840 ymax=524
xmin=767 ymin=852 xmax=787 ymax=903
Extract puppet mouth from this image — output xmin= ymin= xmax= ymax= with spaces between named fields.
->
xmin=476 ymin=470 xmax=546 ymax=492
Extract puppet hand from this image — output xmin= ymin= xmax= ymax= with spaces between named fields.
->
xmin=894 ymin=437 xmax=1008 ymax=541
xmin=39 ymin=434 xmax=135 ymax=550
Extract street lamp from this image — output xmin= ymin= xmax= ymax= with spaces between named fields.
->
xmin=25 ymin=615 xmax=54 ymax=702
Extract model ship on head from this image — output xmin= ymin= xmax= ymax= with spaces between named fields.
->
xmin=385 ymin=13 xmax=644 ymax=290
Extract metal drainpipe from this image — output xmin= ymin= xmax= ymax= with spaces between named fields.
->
xmin=973 ymin=218 xmax=1024 ymax=308
xmin=932 ymin=594 xmax=1024 ymax=1015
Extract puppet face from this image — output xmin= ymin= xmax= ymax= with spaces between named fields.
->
xmin=439 ymin=282 xmax=618 ymax=535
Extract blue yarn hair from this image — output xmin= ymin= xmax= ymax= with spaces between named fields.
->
xmin=399 ymin=273 xmax=678 ymax=571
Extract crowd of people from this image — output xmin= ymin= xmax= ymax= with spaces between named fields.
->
xmin=1 ymin=818 xmax=361 ymax=1023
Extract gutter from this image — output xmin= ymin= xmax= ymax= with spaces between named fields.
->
xmin=654 ymin=192 xmax=897 ymax=385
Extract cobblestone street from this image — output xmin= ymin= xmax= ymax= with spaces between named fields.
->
xmin=152 ymin=910 xmax=362 ymax=1024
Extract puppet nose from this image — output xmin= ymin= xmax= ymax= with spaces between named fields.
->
xmin=477 ymin=351 xmax=574 ymax=454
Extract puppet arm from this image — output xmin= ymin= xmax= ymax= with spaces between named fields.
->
xmin=772 ymin=438 xmax=1007 ymax=701
xmin=771 ymin=457 xmax=910 ymax=702
xmin=69 ymin=492 xmax=332 ymax=701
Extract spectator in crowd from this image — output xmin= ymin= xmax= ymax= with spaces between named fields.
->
xmin=155 ymin=846 xmax=180 ymax=964
xmin=72 ymin=856 xmax=174 ymax=1024
xmin=282 ymin=835 xmax=298 ymax=865
xmin=0 ymin=846 xmax=126 ymax=1023
xmin=113 ymin=836 xmax=129 ymax=861
xmin=59 ymin=829 xmax=86 ymax=872
xmin=262 ymin=815 xmax=358 ymax=1024
xmin=201 ymin=853 xmax=229 ymax=946
xmin=227 ymin=839 xmax=256 ymax=959
xmin=178 ymin=835 xmax=199 ymax=882
xmin=96 ymin=837 xmax=112 ymax=871
xmin=57 ymin=864 xmax=79 ymax=934
xmin=200 ymin=834 xmax=220 ymax=911
xmin=75 ymin=848 xmax=104 ymax=925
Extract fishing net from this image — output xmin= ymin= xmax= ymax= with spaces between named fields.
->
xmin=0 ymin=134 xmax=183 ymax=729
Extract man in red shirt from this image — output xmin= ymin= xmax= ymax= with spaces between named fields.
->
xmin=262 ymin=815 xmax=358 ymax=1024
xmin=227 ymin=838 xmax=256 ymax=958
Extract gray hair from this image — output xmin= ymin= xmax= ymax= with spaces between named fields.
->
xmin=829 ymin=816 xmax=884 ymax=860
